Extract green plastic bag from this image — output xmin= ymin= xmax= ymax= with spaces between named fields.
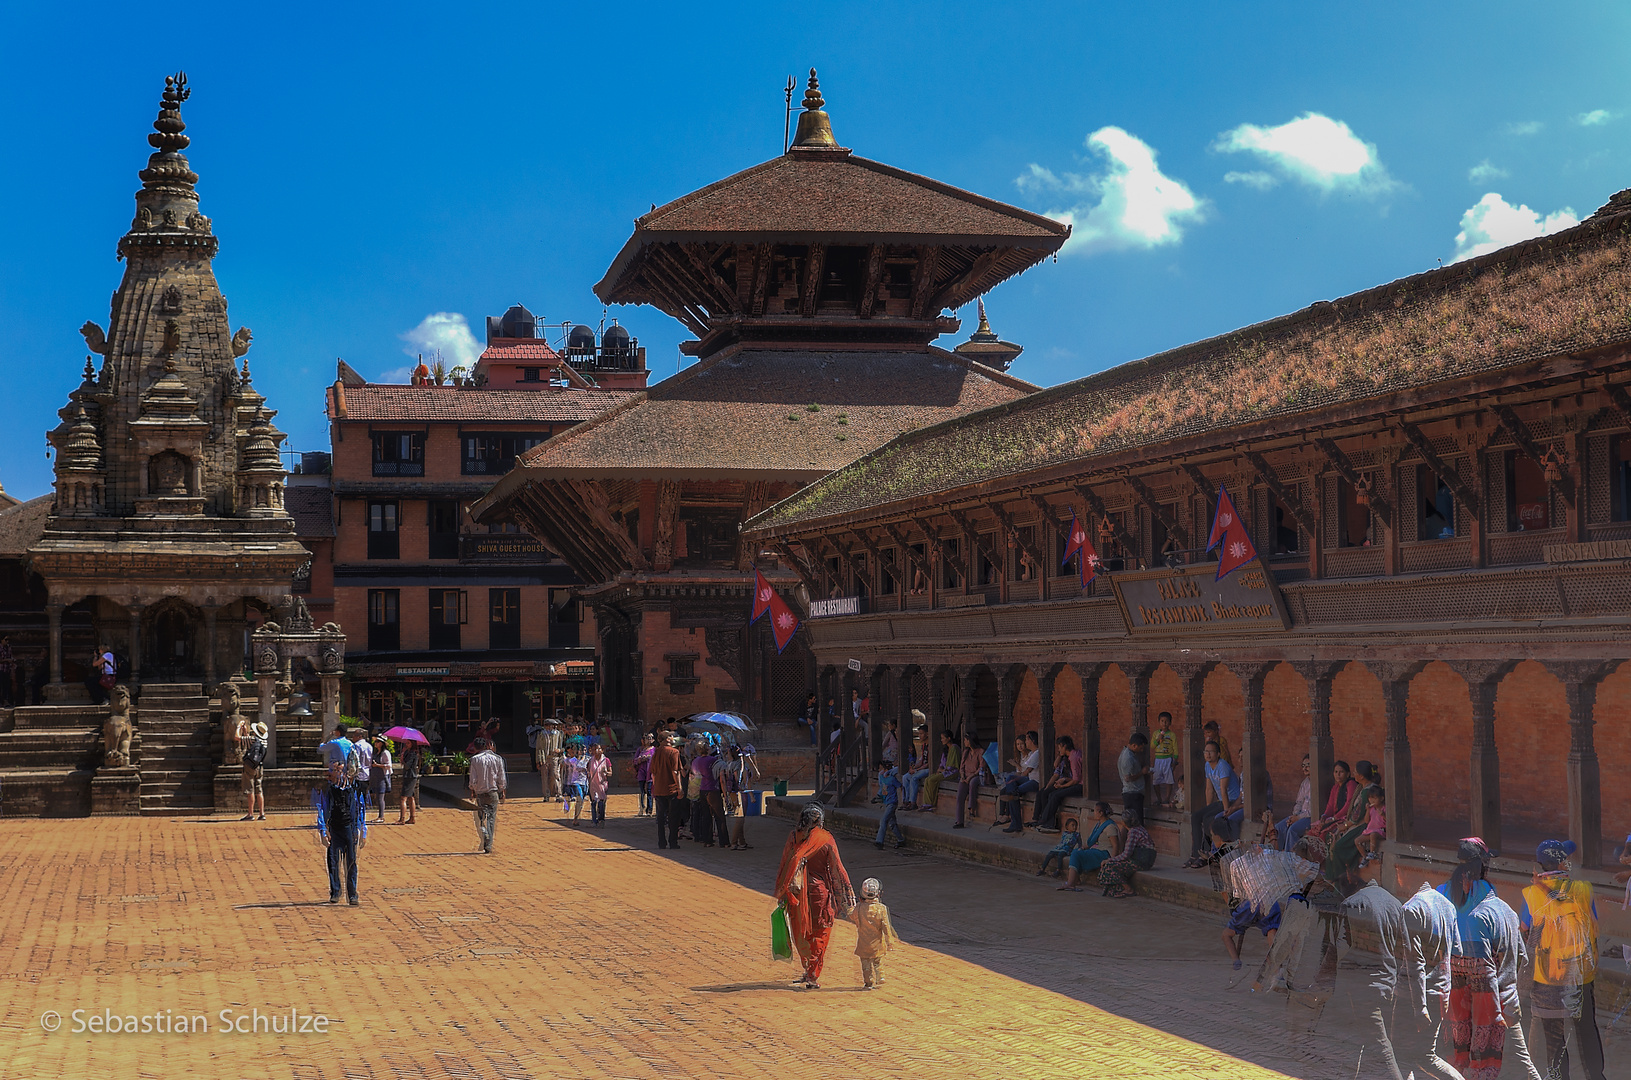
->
xmin=771 ymin=904 xmax=793 ymax=962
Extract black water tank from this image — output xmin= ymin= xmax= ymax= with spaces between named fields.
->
xmin=567 ymin=324 xmax=596 ymax=354
xmin=498 ymin=304 xmax=537 ymax=339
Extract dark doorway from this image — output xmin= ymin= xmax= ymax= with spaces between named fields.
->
xmin=148 ymin=600 xmax=199 ymax=681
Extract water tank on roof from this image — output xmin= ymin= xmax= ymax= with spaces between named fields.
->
xmin=498 ymin=304 xmax=537 ymax=339
xmin=601 ymin=324 xmax=632 ymax=358
xmin=567 ymin=324 xmax=596 ymax=354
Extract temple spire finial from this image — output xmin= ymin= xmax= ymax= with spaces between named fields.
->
xmin=149 ymin=72 xmax=191 ymax=154
xmin=790 ymin=68 xmax=841 ymax=150
xmin=977 ymin=298 xmax=991 ymax=335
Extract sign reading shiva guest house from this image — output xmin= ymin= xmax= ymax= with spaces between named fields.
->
xmin=1110 ymin=559 xmax=1290 ymax=634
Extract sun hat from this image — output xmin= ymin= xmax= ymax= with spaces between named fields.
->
xmin=250 ymin=721 xmax=269 ymax=739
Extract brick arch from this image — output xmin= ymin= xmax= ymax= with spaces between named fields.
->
xmin=1495 ymin=660 xmax=1570 ymax=838
xmin=1329 ymin=662 xmax=1385 ymax=778
xmin=1407 ymin=660 xmax=1474 ymax=836
xmin=1201 ymin=665 xmax=1245 ymax=768
xmin=1597 ymin=664 xmax=1631 ymax=837
xmin=1260 ymin=662 xmax=1309 ymax=816
xmin=1095 ymin=665 xmax=1134 ymax=794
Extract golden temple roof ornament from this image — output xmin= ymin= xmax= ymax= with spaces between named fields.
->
xmin=790 ymin=69 xmax=841 ymax=151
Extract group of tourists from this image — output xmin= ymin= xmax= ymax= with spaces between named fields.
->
xmin=645 ymin=717 xmax=758 ymax=851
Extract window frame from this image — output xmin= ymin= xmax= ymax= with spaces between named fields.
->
xmin=366 ymin=589 xmax=400 ymax=651
xmin=489 ymin=587 xmax=521 ymax=650
xmin=370 ymin=430 xmax=424 ymax=477
xmin=366 ymin=501 xmax=400 ymax=560
xmin=428 ymin=499 xmax=460 ymax=560
xmin=461 ymin=431 xmax=547 ymax=476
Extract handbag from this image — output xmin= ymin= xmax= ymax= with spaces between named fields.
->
xmin=771 ymin=904 xmax=793 ymax=961
xmin=686 ymin=774 xmax=702 ymax=800
xmin=99 ymin=673 xmax=116 ymax=689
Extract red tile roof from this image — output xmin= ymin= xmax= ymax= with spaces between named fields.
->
xmin=474 ymin=346 xmax=1034 ymax=487
xmin=746 ymin=191 xmax=1631 ymax=534
xmin=332 ymin=385 xmax=633 ymax=423
xmin=478 ymin=341 xmax=562 ymax=363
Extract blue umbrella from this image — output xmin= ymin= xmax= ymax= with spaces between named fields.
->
xmin=684 ymin=711 xmax=755 ymax=733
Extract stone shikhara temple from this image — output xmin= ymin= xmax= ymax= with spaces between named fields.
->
xmin=744 ymin=183 xmax=1631 ymax=884
xmin=0 ymin=75 xmax=324 ymax=815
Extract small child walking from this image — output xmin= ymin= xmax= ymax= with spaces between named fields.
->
xmin=586 ymin=743 xmax=613 ymax=827
xmin=563 ymin=749 xmax=589 ymax=825
xmin=851 ymin=877 xmax=901 ymax=989
xmin=1038 ymin=814 xmax=1083 ymax=877
xmin=1357 ymin=786 xmax=1386 ymax=865
xmin=874 ymin=761 xmax=905 ymax=849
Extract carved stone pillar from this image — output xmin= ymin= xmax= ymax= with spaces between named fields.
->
xmin=1231 ymin=662 xmax=1277 ymax=843
xmin=202 ymin=606 xmax=219 ymax=689
xmin=127 ymin=605 xmax=143 ymax=690
xmin=1292 ymin=660 xmax=1344 ymax=816
xmin=1171 ymin=661 xmax=1216 ymax=854
xmin=1366 ymin=660 xmax=1426 ymax=843
xmin=925 ymin=666 xmax=947 ymax=780
xmin=1073 ymin=663 xmax=1108 ymax=799
xmin=1449 ymin=660 xmax=1516 ymax=852
xmin=996 ymin=667 xmax=1017 ymax=774
xmin=1121 ymin=661 xmax=1160 ymax=809
xmin=256 ymin=672 xmax=279 ymax=769
xmin=47 ymin=603 xmax=64 ymax=686
xmin=320 ymin=673 xmax=343 ymax=742
xmin=1033 ymin=664 xmax=1059 ymax=788
xmin=1545 ymin=660 xmax=1619 ymax=866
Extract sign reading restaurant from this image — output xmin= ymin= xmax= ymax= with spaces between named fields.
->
xmin=1110 ymin=558 xmax=1290 ymax=634
xmin=809 ymin=596 xmax=865 ymax=618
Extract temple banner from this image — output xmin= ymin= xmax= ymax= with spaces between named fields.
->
xmin=1110 ymin=558 xmax=1290 ymax=634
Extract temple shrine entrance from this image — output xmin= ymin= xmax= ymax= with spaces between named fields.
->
xmin=148 ymin=599 xmax=200 ymax=681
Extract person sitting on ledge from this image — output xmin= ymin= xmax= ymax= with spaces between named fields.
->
xmin=1097 ymin=810 xmax=1157 ymax=898
xmin=1032 ymin=735 xmax=1083 ymax=833
xmin=1056 ymin=802 xmax=1122 ymax=892
xmin=998 ymin=731 xmax=1042 ymax=834
xmin=1038 ymin=814 xmax=1082 ymax=877
xmin=918 ymin=730 xmax=958 ymax=812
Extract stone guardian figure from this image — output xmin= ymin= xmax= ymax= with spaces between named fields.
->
xmin=103 ymin=686 xmax=134 ymax=768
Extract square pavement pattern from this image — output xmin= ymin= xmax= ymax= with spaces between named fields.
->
xmin=5 ymin=794 xmax=1619 ymax=1079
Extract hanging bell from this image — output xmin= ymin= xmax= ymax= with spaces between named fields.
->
xmin=285 ymin=691 xmax=314 ymax=717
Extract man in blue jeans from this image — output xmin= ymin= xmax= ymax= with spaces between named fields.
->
xmin=999 ymin=731 xmax=1042 ymax=834
xmin=321 ymin=725 xmax=363 ymax=905
xmin=873 ymin=761 xmax=904 ymax=849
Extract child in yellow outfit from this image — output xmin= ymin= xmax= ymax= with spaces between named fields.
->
xmin=851 ymin=877 xmax=900 ymax=989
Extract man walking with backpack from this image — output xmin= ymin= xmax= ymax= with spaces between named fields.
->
xmin=239 ymin=720 xmax=268 ymax=821
xmin=321 ymin=725 xmax=364 ymax=905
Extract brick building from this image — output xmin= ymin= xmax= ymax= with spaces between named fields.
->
xmin=470 ymin=72 xmax=1068 ymax=729
xmin=324 ymin=314 xmax=638 ymax=751
xmin=742 ymin=183 xmax=1631 ymax=876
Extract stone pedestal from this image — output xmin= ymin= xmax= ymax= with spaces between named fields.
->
xmin=320 ymin=673 xmax=342 ymax=742
xmin=90 ymin=766 xmax=141 ymax=815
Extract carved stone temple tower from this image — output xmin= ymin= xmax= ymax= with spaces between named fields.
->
xmin=27 ymin=74 xmax=310 ymax=698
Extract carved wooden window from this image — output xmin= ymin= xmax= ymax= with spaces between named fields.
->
xmin=940 ymin=538 xmax=962 ymax=590
xmin=366 ymin=589 xmax=399 ymax=652
xmin=1505 ymin=451 xmax=1553 ymax=532
xmin=978 ymin=535 xmax=1000 ymax=585
xmin=488 ymin=588 xmax=520 ymax=650
xmin=1338 ymin=478 xmax=1373 ymax=548
xmin=1612 ymin=436 xmax=1631 ymax=522
xmin=1269 ymin=491 xmax=1300 ymax=555
xmin=372 ymin=432 xmax=424 ymax=477
xmin=1416 ymin=465 xmax=1457 ymax=541
xmin=429 ymin=589 xmax=467 ymax=650
xmin=878 ymin=547 xmax=897 ymax=595
xmin=909 ymin=543 xmax=928 ymax=594
xmin=665 ymin=652 xmax=700 ymax=694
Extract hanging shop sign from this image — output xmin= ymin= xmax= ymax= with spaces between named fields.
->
xmin=1109 ymin=558 xmax=1291 ymax=635
xmin=809 ymin=596 xmax=865 ymax=618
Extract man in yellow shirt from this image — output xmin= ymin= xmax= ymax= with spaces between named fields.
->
xmin=1520 ymin=838 xmax=1605 ymax=1080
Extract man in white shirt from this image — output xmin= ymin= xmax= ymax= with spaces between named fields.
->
xmin=999 ymin=731 xmax=1042 ymax=835
xmin=349 ymin=727 xmax=374 ymax=780
xmin=467 ymin=738 xmax=507 ymax=854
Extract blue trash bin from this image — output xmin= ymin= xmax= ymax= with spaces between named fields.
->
xmin=742 ymin=790 xmax=763 ymax=817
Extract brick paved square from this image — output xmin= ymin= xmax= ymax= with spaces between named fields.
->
xmin=3 ymin=796 xmax=1626 ymax=1079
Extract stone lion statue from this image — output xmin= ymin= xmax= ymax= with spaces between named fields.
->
xmin=103 ymin=686 xmax=133 ymax=768
xmin=219 ymin=682 xmax=244 ymax=765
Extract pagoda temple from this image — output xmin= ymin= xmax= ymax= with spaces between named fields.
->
xmin=471 ymin=71 xmax=1068 ymax=727
xmin=25 ymin=73 xmax=310 ymax=696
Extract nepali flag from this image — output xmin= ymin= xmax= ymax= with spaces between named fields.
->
xmin=750 ymin=566 xmax=775 ymax=625
xmin=768 ymin=589 xmax=800 ymax=653
xmin=1061 ymin=508 xmax=1101 ymax=588
xmin=1206 ymin=484 xmax=1257 ymax=580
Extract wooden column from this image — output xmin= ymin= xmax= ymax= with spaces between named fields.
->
xmin=896 ymin=668 xmax=915 ymax=768
xmin=1170 ymin=661 xmax=1215 ymax=854
xmin=1449 ymin=660 xmax=1516 ymax=852
xmin=815 ymin=666 xmax=834 ymax=789
xmin=1122 ymin=661 xmax=1160 ymax=808
xmin=1073 ymin=663 xmax=1108 ymax=799
xmin=996 ymin=667 xmax=1017 ymax=774
xmin=1033 ymin=663 xmax=1060 ymax=787
xmin=1231 ymin=662 xmax=1277 ymax=843
xmin=867 ymin=666 xmax=885 ymax=767
xmin=1544 ymin=660 xmax=1619 ymax=867
xmin=921 ymin=666 xmax=945 ymax=781
xmin=1366 ymin=660 xmax=1427 ymax=843
xmin=1292 ymin=661 xmax=1343 ymax=816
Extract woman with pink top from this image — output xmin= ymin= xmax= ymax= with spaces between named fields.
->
xmin=633 ymin=733 xmax=656 ymax=816
xmin=586 ymin=743 xmax=614 ymax=827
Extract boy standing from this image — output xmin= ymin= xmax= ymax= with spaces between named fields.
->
xmin=1150 ymin=711 xmax=1178 ymax=807
xmin=1522 ymin=838 xmax=1606 ymax=1080
xmin=851 ymin=878 xmax=901 ymax=989
xmin=874 ymin=762 xmax=904 ymax=849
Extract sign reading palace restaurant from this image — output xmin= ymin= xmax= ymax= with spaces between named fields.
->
xmin=809 ymin=596 xmax=865 ymax=618
xmin=1109 ymin=558 xmax=1291 ymax=634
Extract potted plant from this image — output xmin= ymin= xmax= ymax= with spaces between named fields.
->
xmin=451 ymin=752 xmax=470 ymax=775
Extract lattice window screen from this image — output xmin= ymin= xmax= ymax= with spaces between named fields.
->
xmin=1322 ymin=475 xmax=1340 ymax=549
xmin=1588 ymin=433 xmax=1611 ymax=524
xmin=1487 ymin=450 xmax=1509 ymax=535
xmin=1398 ymin=465 xmax=1419 ymax=540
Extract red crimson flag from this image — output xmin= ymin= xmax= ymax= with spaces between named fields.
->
xmin=1061 ymin=509 xmax=1101 ymax=588
xmin=768 ymin=589 xmax=800 ymax=653
xmin=750 ymin=566 xmax=774 ymax=624
xmin=1206 ymin=484 xmax=1257 ymax=580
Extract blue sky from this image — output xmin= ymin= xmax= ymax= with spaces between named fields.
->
xmin=2 ymin=2 xmax=1628 ymax=499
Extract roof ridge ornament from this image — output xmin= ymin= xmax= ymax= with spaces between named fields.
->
xmin=790 ymin=68 xmax=845 ymax=153
xmin=150 ymin=72 xmax=191 ymax=154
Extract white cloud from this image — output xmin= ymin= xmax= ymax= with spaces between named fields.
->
xmin=1468 ymin=159 xmax=1508 ymax=184
xmin=375 ymin=365 xmax=414 ymax=384
xmin=1576 ymin=109 xmax=1614 ymax=127
xmin=1214 ymin=112 xmax=1394 ymax=194
xmin=1505 ymin=120 xmax=1544 ymax=136
xmin=399 ymin=312 xmax=481 ymax=370
xmin=1450 ymin=193 xmax=1579 ymax=263
xmin=1224 ymin=170 xmax=1278 ymax=190
xmin=1016 ymin=127 xmax=1204 ymax=256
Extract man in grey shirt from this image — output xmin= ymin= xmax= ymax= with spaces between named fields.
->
xmin=1341 ymin=879 xmax=1406 ymax=1079
xmin=467 ymin=737 xmax=507 ymax=854
xmin=1399 ymin=882 xmax=1465 ymax=1080
xmin=1118 ymin=732 xmax=1148 ymax=825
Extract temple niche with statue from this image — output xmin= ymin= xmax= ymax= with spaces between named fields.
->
xmin=0 ymin=75 xmax=336 ymax=816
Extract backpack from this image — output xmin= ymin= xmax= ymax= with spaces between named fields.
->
xmin=243 ymin=737 xmax=268 ymax=767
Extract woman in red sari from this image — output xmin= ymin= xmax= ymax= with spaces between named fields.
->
xmin=775 ymin=804 xmax=855 ymax=989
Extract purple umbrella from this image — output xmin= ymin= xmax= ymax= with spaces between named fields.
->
xmin=383 ymin=726 xmax=429 ymax=745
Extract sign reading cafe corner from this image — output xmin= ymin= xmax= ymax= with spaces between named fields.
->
xmin=1110 ymin=559 xmax=1290 ymax=634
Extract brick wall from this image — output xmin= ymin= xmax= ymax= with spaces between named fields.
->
xmin=637 ymin=615 xmax=739 ymax=723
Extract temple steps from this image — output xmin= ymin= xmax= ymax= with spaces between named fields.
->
xmin=135 ymin=685 xmax=215 ymax=814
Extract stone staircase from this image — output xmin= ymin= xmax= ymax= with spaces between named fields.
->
xmin=135 ymin=683 xmax=218 ymax=816
xmin=0 ymin=704 xmax=106 ymax=816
